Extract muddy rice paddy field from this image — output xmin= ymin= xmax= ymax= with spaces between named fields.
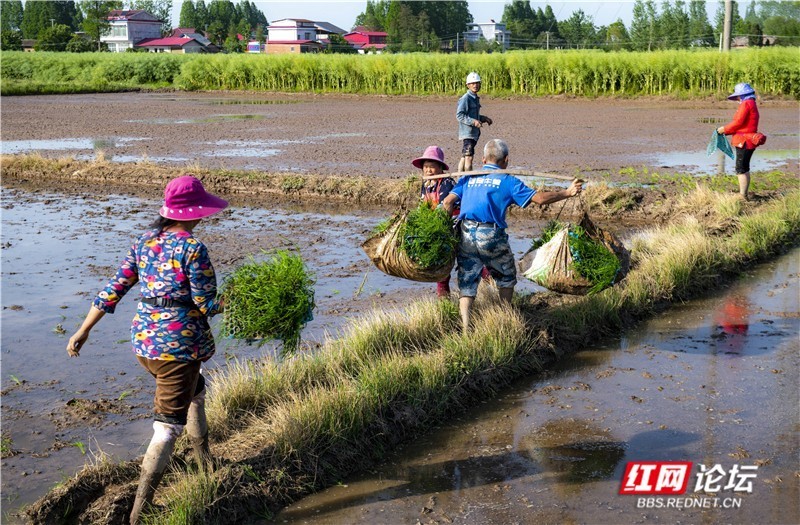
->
xmin=1 ymin=92 xmax=799 ymax=524
xmin=1 ymin=92 xmax=798 ymax=177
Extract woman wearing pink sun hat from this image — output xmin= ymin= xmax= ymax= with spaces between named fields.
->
xmin=66 ymin=175 xmax=228 ymax=523
xmin=414 ymin=146 xmax=457 ymax=297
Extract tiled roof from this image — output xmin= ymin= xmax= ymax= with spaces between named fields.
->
xmin=136 ymin=37 xmax=199 ymax=47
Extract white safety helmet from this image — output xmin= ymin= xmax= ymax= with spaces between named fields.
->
xmin=466 ymin=72 xmax=481 ymax=85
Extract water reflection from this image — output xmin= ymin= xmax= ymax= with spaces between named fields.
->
xmin=644 ymin=148 xmax=797 ymax=175
xmin=522 ymin=419 xmax=626 ymax=484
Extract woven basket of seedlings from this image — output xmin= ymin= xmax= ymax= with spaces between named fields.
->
xmin=519 ymin=213 xmax=629 ymax=295
xmin=220 ymin=250 xmax=315 ymax=355
xmin=362 ymin=201 xmax=457 ymax=282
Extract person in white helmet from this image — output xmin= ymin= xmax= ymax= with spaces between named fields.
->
xmin=456 ymin=71 xmax=492 ymax=172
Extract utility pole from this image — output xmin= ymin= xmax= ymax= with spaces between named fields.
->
xmin=456 ymin=32 xmax=459 ymax=53
xmin=722 ymin=0 xmax=732 ymax=51
xmin=546 ymin=31 xmax=550 ymax=50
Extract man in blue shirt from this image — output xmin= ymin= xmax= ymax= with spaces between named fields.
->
xmin=456 ymin=72 xmax=492 ymax=172
xmin=441 ymin=139 xmax=583 ymax=332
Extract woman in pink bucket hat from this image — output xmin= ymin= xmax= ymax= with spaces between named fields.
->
xmin=717 ymin=82 xmax=765 ymax=200
xmin=414 ymin=145 xmax=458 ymax=298
xmin=66 ymin=175 xmax=228 ymax=523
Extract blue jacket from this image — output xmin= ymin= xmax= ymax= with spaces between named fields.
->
xmin=456 ymin=91 xmax=483 ymax=140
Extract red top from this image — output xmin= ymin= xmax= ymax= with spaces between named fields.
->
xmin=721 ymin=99 xmax=760 ymax=149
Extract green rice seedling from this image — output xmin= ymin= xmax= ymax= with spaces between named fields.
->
xmin=1 ymin=432 xmax=13 ymax=458
xmin=372 ymin=216 xmax=394 ymax=235
xmin=399 ymin=201 xmax=457 ymax=269
xmin=530 ymin=220 xmax=622 ymax=294
xmin=220 ymin=250 xmax=315 ymax=355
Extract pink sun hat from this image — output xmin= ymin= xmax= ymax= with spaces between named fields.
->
xmin=412 ymin=145 xmax=449 ymax=171
xmin=159 ymin=175 xmax=228 ymax=221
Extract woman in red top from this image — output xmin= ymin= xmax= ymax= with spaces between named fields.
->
xmin=717 ymin=82 xmax=760 ymax=200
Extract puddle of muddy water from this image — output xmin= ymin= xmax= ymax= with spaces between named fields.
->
xmin=126 ymin=114 xmax=267 ymax=124
xmin=274 ymin=249 xmax=799 ymax=525
xmin=644 ymin=148 xmax=798 ymax=175
xmin=206 ymin=99 xmax=301 ymax=106
xmin=0 ymin=137 xmax=149 ymax=155
xmin=0 ymin=185 xmax=559 ymax=521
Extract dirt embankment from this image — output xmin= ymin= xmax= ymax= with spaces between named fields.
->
xmin=2 ymin=154 xmax=714 ymax=228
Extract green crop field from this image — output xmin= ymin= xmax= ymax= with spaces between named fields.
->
xmin=1 ymin=48 xmax=798 ymax=98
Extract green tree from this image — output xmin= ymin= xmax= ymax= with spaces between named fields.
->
xmin=79 ymin=1 xmax=122 ymax=51
xmin=236 ymin=0 xmax=267 ymax=30
xmin=66 ymin=34 xmax=95 ymax=51
xmin=179 ymin=0 xmax=197 ymax=28
xmin=21 ymin=1 xmax=53 ymax=38
xmin=129 ymin=0 xmax=173 ymax=35
xmin=207 ymin=0 xmax=237 ymax=32
xmin=714 ymin=0 xmax=741 ymax=44
xmin=502 ymin=0 xmax=538 ymax=48
xmin=323 ymin=33 xmax=357 ymax=53
xmin=605 ymin=19 xmax=630 ymax=50
xmin=558 ymin=8 xmax=596 ymax=48
xmin=758 ymin=1 xmax=800 ymax=45
xmin=207 ymin=20 xmax=225 ymax=44
xmin=35 ymin=23 xmax=74 ymax=51
xmin=1 ymin=1 xmax=24 ymax=32
xmin=194 ymin=0 xmax=209 ymax=31
xmin=537 ymin=5 xmax=562 ymax=47
xmin=354 ymin=0 xmax=389 ymax=31
xmin=762 ymin=15 xmax=800 ymax=45
xmin=384 ymin=1 xmax=470 ymax=50
xmin=757 ymin=0 xmax=800 ymax=19
xmin=689 ymin=0 xmax=714 ymax=46
xmin=0 ymin=29 xmax=23 ymax=50
xmin=630 ymin=0 xmax=652 ymax=50
xmin=658 ymin=0 xmax=690 ymax=48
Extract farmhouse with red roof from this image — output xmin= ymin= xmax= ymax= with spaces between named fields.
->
xmin=343 ymin=26 xmax=388 ymax=54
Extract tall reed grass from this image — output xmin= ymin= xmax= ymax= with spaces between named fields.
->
xmin=2 ymin=48 xmax=797 ymax=98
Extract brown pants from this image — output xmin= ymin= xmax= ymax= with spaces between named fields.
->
xmin=136 ymin=356 xmax=202 ymax=425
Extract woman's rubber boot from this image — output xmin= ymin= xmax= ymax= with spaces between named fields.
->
xmin=129 ymin=421 xmax=182 ymax=525
xmin=186 ymin=390 xmax=211 ymax=468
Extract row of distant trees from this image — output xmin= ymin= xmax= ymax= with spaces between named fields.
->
xmin=354 ymin=0 xmax=799 ymax=52
xmin=2 ymin=0 xmax=797 ymax=54
xmin=0 ymin=0 xmax=269 ymax=53
xmin=179 ymin=0 xmax=266 ymax=50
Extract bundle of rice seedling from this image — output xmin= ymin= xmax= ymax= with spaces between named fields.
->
xmin=398 ymin=201 xmax=457 ymax=269
xmin=526 ymin=218 xmax=623 ymax=295
xmin=220 ymin=250 xmax=315 ymax=355
xmin=362 ymin=202 xmax=456 ymax=282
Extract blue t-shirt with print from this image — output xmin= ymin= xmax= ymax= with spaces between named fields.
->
xmin=449 ymin=164 xmax=535 ymax=229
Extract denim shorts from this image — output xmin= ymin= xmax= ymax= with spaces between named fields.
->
xmin=462 ymin=138 xmax=477 ymax=157
xmin=457 ymin=220 xmax=517 ymax=296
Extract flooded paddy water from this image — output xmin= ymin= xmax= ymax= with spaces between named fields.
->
xmin=1 ymin=92 xmax=797 ymax=177
xmin=2 ymin=184 xmax=798 ymax=524
xmin=275 ymin=250 xmax=799 ymax=525
xmin=0 ymin=185 xmax=555 ymax=521
xmin=1 ymin=91 xmax=798 ymax=522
